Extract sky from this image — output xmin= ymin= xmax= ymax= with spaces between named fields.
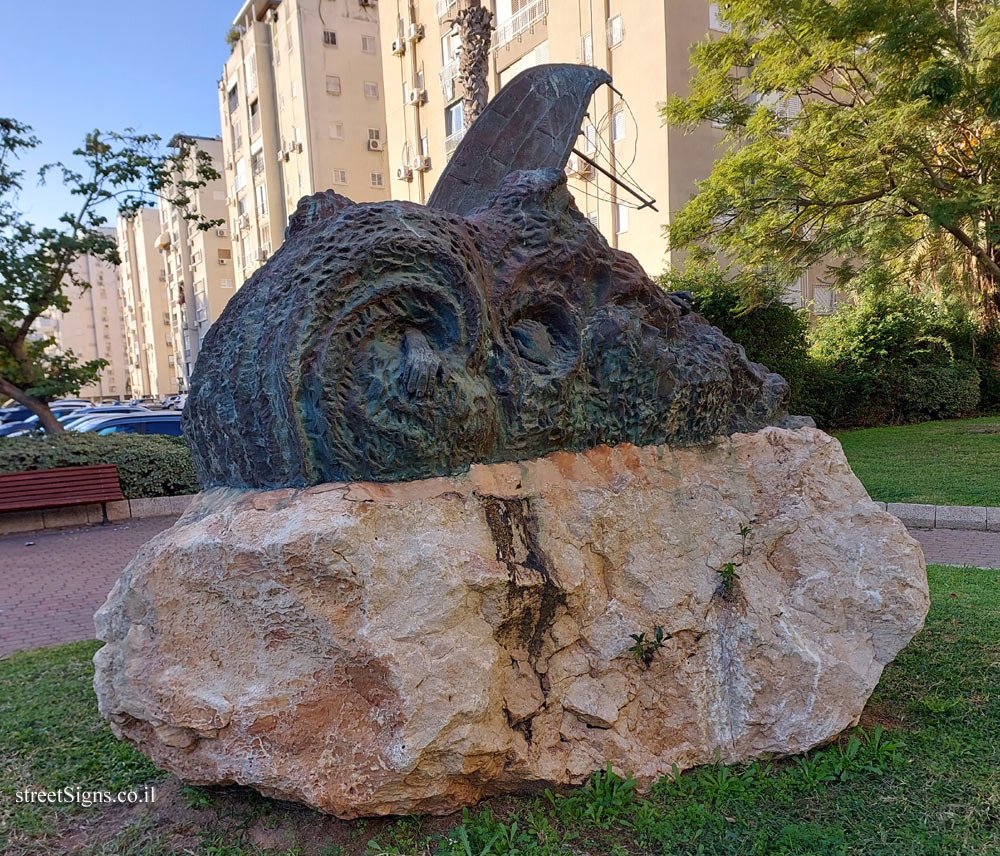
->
xmin=1 ymin=0 xmax=236 ymax=230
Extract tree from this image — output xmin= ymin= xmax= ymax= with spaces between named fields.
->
xmin=455 ymin=0 xmax=493 ymax=125
xmin=663 ymin=1 xmax=1000 ymax=327
xmin=0 ymin=119 xmax=220 ymax=432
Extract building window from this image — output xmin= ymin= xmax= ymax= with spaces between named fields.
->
xmin=587 ymin=210 xmax=599 ymax=227
xmin=445 ymin=101 xmax=465 ymax=137
xmin=227 ymin=84 xmax=238 ymax=113
xmin=583 ymin=123 xmax=597 ymax=154
xmin=326 ymin=75 xmax=341 ymax=95
xmin=330 ymin=122 xmax=345 ymax=139
xmin=255 ymin=182 xmax=268 ymax=216
xmin=709 ymin=3 xmax=732 ymax=32
xmin=250 ymin=100 xmax=260 ymax=139
xmin=612 ymin=108 xmax=626 ymax=143
xmin=364 ymin=81 xmax=380 ymax=99
xmin=615 ymin=203 xmax=629 ymax=233
xmin=421 ymin=134 xmax=429 ymax=156
xmin=371 ymin=172 xmax=384 ymax=188
xmin=220 ymin=278 xmax=234 ymax=288
xmin=291 ymin=81 xmax=298 ymax=98
xmin=244 ymin=54 xmax=258 ymax=93
xmin=231 ymin=119 xmax=242 ymax=152
xmin=368 ymin=128 xmax=382 ymax=142
xmin=608 ymin=14 xmax=624 ymax=48
xmin=218 ymin=248 xmax=232 ymax=261
xmin=324 ymin=30 xmax=337 ymax=46
xmin=332 ymin=168 xmax=348 ymax=185
xmin=234 ymin=158 xmax=247 ymax=192
xmin=236 ymin=195 xmax=248 ymax=217
xmin=580 ymin=32 xmax=593 ymax=65
xmin=251 ymin=149 xmax=264 ymax=176
xmin=362 ymin=34 xmax=377 ymax=53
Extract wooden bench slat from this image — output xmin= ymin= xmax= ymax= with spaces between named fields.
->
xmin=0 ymin=464 xmax=125 ymax=517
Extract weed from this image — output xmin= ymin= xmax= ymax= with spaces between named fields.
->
xmin=716 ymin=561 xmax=741 ymax=594
xmin=738 ymin=523 xmax=752 ymax=557
xmin=181 ymin=784 xmax=215 ymax=810
xmin=627 ymin=625 xmax=669 ymax=666
xmin=546 ymin=764 xmax=636 ymax=829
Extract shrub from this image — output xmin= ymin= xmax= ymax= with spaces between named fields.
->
xmin=0 ymin=433 xmax=199 ymax=498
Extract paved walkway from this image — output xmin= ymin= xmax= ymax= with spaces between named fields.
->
xmin=908 ymin=527 xmax=1000 ymax=570
xmin=0 ymin=516 xmax=177 ymax=658
xmin=1 ymin=517 xmax=999 ymax=657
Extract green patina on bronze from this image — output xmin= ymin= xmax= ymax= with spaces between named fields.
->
xmin=183 ymin=66 xmax=790 ymax=489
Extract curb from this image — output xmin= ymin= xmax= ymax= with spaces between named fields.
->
xmin=0 ymin=495 xmax=196 ymax=536
xmin=879 ymin=501 xmax=1000 ymax=531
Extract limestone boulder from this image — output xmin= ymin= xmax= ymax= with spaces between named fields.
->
xmin=93 ymin=427 xmax=928 ymax=818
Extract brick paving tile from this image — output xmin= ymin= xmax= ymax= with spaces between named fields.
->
xmin=0 ymin=516 xmax=177 ymax=658
xmin=908 ymin=527 xmax=1000 ymax=570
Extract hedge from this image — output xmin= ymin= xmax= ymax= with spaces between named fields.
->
xmin=0 ymin=433 xmax=199 ymax=499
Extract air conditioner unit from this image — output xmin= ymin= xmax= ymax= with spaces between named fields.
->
xmin=396 ymin=166 xmax=414 ymax=182
xmin=277 ymin=147 xmax=289 ymax=162
xmin=406 ymin=87 xmax=428 ymax=105
xmin=238 ymin=214 xmax=250 ymax=230
xmin=391 ymin=38 xmax=406 ymax=56
xmin=295 ymin=141 xmax=303 ymax=153
xmin=215 ymin=227 xmax=227 ymax=237
xmin=226 ymin=158 xmax=234 ymax=170
xmin=266 ymin=8 xmax=278 ymax=22
xmin=218 ymin=258 xmax=229 ymax=265
xmin=408 ymin=23 xmax=425 ymax=42
xmin=256 ymin=248 xmax=268 ymax=261
xmin=565 ymin=154 xmax=595 ymax=180
xmin=367 ymin=138 xmax=384 ymax=152
xmin=413 ymin=155 xmax=432 ymax=172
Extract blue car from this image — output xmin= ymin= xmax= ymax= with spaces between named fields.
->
xmin=71 ymin=411 xmax=183 ymax=436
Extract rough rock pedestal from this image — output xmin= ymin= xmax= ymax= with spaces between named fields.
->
xmin=93 ymin=427 xmax=928 ymax=818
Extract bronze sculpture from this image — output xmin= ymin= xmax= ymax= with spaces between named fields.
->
xmin=184 ymin=65 xmax=789 ymax=488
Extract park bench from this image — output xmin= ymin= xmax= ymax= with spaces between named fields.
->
xmin=0 ymin=464 xmax=125 ymax=525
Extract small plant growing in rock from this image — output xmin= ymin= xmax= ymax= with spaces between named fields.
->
xmin=628 ymin=625 xmax=668 ymax=666
xmin=739 ymin=523 xmax=752 ymax=557
xmin=716 ymin=561 xmax=741 ymax=594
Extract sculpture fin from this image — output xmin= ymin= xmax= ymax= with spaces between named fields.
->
xmin=428 ymin=63 xmax=611 ymax=216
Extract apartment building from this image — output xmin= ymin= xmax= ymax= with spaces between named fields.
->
xmin=380 ymin=0 xmax=835 ymax=311
xmin=156 ymin=136 xmax=236 ymax=390
xmin=39 ymin=232 xmax=129 ymax=401
xmin=219 ymin=0 xmax=390 ymax=284
xmin=117 ymin=208 xmax=179 ymax=399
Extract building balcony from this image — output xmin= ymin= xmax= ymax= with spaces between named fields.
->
xmin=444 ymin=127 xmax=467 ymax=157
xmin=435 ymin=0 xmax=459 ymax=20
xmin=439 ymin=58 xmax=459 ymax=101
xmin=494 ymin=0 xmax=548 ymax=53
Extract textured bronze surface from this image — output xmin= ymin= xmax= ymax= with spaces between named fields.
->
xmin=184 ymin=167 xmax=788 ymax=488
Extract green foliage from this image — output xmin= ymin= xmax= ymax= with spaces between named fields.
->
xmin=627 ymin=626 xmax=668 ymax=667
xmin=716 ymin=561 xmax=741 ymax=594
xmin=0 ymin=433 xmax=198 ymax=498
xmin=546 ymin=764 xmax=637 ymax=829
xmin=663 ymin=0 xmax=1000 ymax=326
xmin=0 ymin=117 xmax=221 ymax=429
xmin=662 ymin=266 xmax=810 ymax=381
xmin=808 ymin=289 xmax=983 ymax=426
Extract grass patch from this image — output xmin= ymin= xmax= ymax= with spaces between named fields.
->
xmin=2 ymin=566 xmax=998 ymax=855
xmin=837 ymin=416 xmax=1000 ymax=505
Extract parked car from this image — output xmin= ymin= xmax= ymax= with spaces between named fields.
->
xmin=0 ymin=406 xmax=93 ymax=436
xmin=70 ymin=411 xmax=183 ymax=436
xmin=58 ymin=405 xmax=150 ymax=430
xmin=0 ymin=399 xmax=88 ymax=425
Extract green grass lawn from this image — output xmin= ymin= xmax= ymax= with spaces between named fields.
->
xmin=2 ymin=565 xmax=998 ymax=856
xmin=836 ymin=416 xmax=1000 ymax=506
